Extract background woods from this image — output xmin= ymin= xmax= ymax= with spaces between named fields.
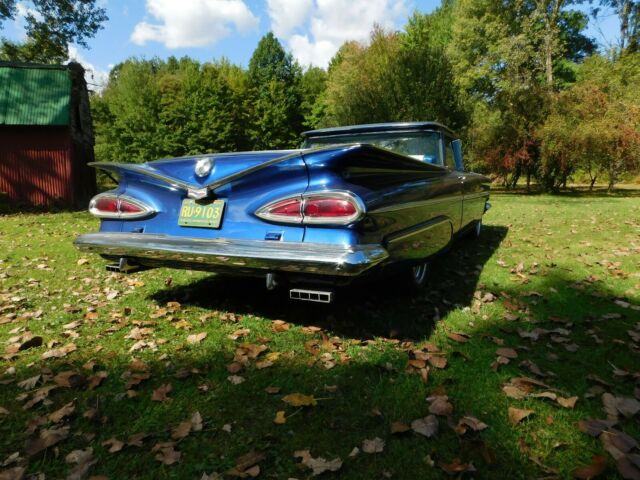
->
xmin=2 ymin=0 xmax=636 ymax=189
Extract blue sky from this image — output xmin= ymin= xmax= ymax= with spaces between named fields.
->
xmin=2 ymin=0 xmax=621 ymax=89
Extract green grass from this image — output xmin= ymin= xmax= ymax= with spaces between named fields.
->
xmin=0 ymin=193 xmax=639 ymax=479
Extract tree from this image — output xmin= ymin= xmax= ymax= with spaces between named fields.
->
xmin=0 ymin=0 xmax=108 ymax=63
xmin=247 ymin=32 xmax=304 ymax=149
xmin=537 ymin=54 xmax=640 ymax=191
xmin=594 ymin=0 xmax=639 ymax=53
xmin=322 ymin=20 xmax=465 ymax=130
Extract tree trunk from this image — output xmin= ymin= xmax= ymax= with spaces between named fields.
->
xmin=589 ymin=175 xmax=597 ymax=191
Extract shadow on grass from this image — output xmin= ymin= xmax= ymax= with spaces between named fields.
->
xmin=150 ymin=225 xmax=509 ymax=341
xmin=4 ymin=264 xmax=638 ymax=479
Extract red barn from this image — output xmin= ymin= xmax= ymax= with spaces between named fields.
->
xmin=0 ymin=62 xmax=96 ymax=207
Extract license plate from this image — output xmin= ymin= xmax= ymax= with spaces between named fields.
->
xmin=178 ymin=199 xmax=225 ymax=228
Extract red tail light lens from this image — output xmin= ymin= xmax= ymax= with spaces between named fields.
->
xmin=89 ymin=194 xmax=154 ymax=219
xmin=256 ymin=192 xmax=363 ymax=225
xmin=93 ymin=196 xmax=118 ymax=213
xmin=119 ymin=199 xmax=144 ymax=214
xmin=303 ymin=197 xmax=358 ymax=218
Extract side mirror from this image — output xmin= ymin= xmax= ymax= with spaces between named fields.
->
xmin=451 ymin=139 xmax=464 ymax=171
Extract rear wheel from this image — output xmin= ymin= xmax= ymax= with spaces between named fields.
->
xmin=405 ymin=262 xmax=429 ymax=290
xmin=471 ymin=219 xmax=482 ymax=239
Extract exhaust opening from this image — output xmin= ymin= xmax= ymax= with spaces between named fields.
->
xmin=289 ymin=288 xmax=334 ymax=303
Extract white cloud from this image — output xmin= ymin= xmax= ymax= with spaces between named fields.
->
xmin=131 ymin=0 xmax=259 ymax=49
xmin=266 ymin=0 xmax=313 ymax=37
xmin=267 ymin=0 xmax=410 ymax=68
xmin=67 ymin=46 xmax=110 ymax=93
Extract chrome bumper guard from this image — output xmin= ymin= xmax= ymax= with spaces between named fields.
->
xmin=74 ymin=233 xmax=389 ymax=276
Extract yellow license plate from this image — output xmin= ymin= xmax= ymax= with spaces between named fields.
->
xmin=178 ymin=199 xmax=225 ymax=228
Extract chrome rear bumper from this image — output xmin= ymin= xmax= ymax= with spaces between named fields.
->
xmin=74 ymin=233 xmax=389 ymax=276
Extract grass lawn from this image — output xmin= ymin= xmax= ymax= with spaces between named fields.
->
xmin=1 ymin=192 xmax=639 ymax=479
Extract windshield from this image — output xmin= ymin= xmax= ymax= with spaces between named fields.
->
xmin=302 ymin=131 xmax=442 ymax=165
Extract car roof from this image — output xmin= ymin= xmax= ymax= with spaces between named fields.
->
xmin=302 ymin=121 xmax=456 ymax=138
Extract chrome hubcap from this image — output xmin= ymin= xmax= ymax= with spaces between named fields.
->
xmin=412 ymin=263 xmax=428 ymax=284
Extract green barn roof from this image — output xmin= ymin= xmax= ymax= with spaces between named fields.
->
xmin=0 ymin=63 xmax=72 ymax=126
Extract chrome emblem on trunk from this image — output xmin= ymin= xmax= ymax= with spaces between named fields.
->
xmin=195 ymin=157 xmax=213 ymax=178
xmin=187 ymin=187 xmax=209 ymax=200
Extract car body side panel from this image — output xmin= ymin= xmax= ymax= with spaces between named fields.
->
xmin=301 ymin=145 xmax=462 ymax=261
xmin=461 ymin=172 xmax=491 ymax=228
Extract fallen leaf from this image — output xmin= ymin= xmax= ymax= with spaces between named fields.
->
xmin=456 ymin=416 xmax=489 ymax=434
xmin=390 ymin=422 xmax=411 ymax=434
xmin=152 ymin=442 xmax=181 ymax=465
xmin=509 ymin=407 xmax=534 ymax=424
xmin=41 ymin=343 xmax=77 ymax=359
xmin=572 ymin=455 xmax=607 ymax=479
xmin=49 ymin=401 xmax=75 ymax=423
xmin=578 ymin=419 xmax=617 ymax=437
xmin=102 ymin=437 xmax=124 ymax=453
xmin=428 ymin=395 xmax=453 ymax=416
xmin=227 ymin=375 xmax=245 ymax=385
xmin=439 ymin=458 xmax=476 ymax=476
xmin=496 ymin=348 xmax=518 ymax=359
xmin=187 ymin=332 xmax=207 ymax=344
xmin=273 ymin=411 xmax=286 ymax=425
xmin=53 ymin=371 xmax=86 ymax=388
xmin=88 ymin=371 xmax=108 ymax=390
xmin=18 ymin=336 xmax=43 ymax=351
xmin=362 ymin=437 xmax=385 ymax=454
xmin=447 ymin=332 xmax=470 ymax=343
xmin=151 ymin=384 xmax=172 ymax=402
xmin=294 ymin=450 xmax=342 ymax=476
xmin=227 ymin=449 xmax=265 ymax=477
xmin=557 ymin=396 xmax=578 ymax=409
xmin=172 ymin=411 xmax=203 ymax=440
xmin=25 ymin=426 xmax=69 ymax=455
xmin=282 ymin=393 xmax=317 ymax=407
xmin=65 ymin=447 xmax=96 ymax=480
xmin=411 ymin=415 xmax=438 ymax=438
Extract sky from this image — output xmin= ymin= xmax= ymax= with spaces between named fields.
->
xmin=2 ymin=0 xmax=622 ymax=91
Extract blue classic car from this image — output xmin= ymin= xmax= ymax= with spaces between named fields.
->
xmin=74 ymin=122 xmax=490 ymax=302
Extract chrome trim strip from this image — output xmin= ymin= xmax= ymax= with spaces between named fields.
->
xmin=370 ymin=194 xmax=461 ymax=214
xmin=464 ymin=192 xmax=490 ymax=200
xmin=89 ymin=151 xmax=303 ymax=194
xmin=74 ymin=233 xmax=389 ymax=276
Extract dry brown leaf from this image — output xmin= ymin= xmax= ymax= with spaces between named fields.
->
xmin=18 ymin=336 xmax=43 ymax=351
xmin=411 ymin=415 xmax=438 ymax=438
xmin=17 ymin=375 xmax=40 ymax=390
xmin=171 ymin=411 xmax=202 ymax=440
xmin=25 ymin=426 xmax=69 ymax=455
xmin=572 ymin=455 xmax=607 ymax=479
xmin=294 ymin=450 xmax=342 ymax=476
xmin=615 ymin=455 xmax=640 ymax=480
xmin=53 ymin=371 xmax=86 ymax=388
xmin=187 ymin=332 xmax=207 ymax=344
xmin=88 ymin=371 xmax=108 ymax=390
xmin=439 ymin=458 xmax=476 ymax=476
xmin=428 ymin=395 xmax=453 ymax=416
xmin=41 ymin=343 xmax=77 ymax=359
xmin=152 ymin=442 xmax=181 ymax=465
xmin=227 ymin=375 xmax=245 ymax=385
xmin=227 ymin=449 xmax=265 ymax=477
xmin=66 ymin=447 xmax=96 ymax=480
xmin=557 ymin=396 xmax=578 ymax=409
xmin=49 ymin=401 xmax=75 ymax=423
xmin=273 ymin=411 xmax=286 ymax=424
xmin=390 ymin=421 xmax=411 ymax=434
xmin=282 ymin=393 xmax=317 ymax=407
xmin=271 ymin=320 xmax=290 ymax=332
xmin=427 ymin=355 xmax=448 ymax=369
xmin=0 ymin=406 xmax=9 ymax=416
xmin=502 ymin=384 xmax=528 ymax=400
xmin=362 ymin=437 xmax=385 ymax=454
xmin=102 ymin=437 xmax=124 ymax=453
xmin=456 ymin=416 xmax=489 ymax=433
xmin=151 ymin=383 xmax=172 ymax=402
xmin=496 ymin=347 xmax=518 ymax=359
xmin=0 ymin=467 xmax=26 ymax=479
xmin=600 ymin=429 xmax=638 ymax=456
xmin=508 ymin=407 xmax=534 ymax=424
xmin=578 ymin=419 xmax=617 ymax=437
xmin=447 ymin=332 xmax=470 ymax=343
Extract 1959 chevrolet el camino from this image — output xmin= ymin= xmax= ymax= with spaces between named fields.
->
xmin=74 ymin=122 xmax=490 ymax=302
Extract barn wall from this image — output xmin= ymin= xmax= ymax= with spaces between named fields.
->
xmin=0 ymin=126 xmax=75 ymax=206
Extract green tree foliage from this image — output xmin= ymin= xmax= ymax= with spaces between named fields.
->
xmin=322 ymin=19 xmax=466 ymax=130
xmin=0 ymin=0 xmax=107 ymax=63
xmin=247 ymin=33 xmax=304 ymax=149
xmin=537 ymin=53 xmax=640 ymax=191
xmin=93 ymin=57 xmax=251 ymax=164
